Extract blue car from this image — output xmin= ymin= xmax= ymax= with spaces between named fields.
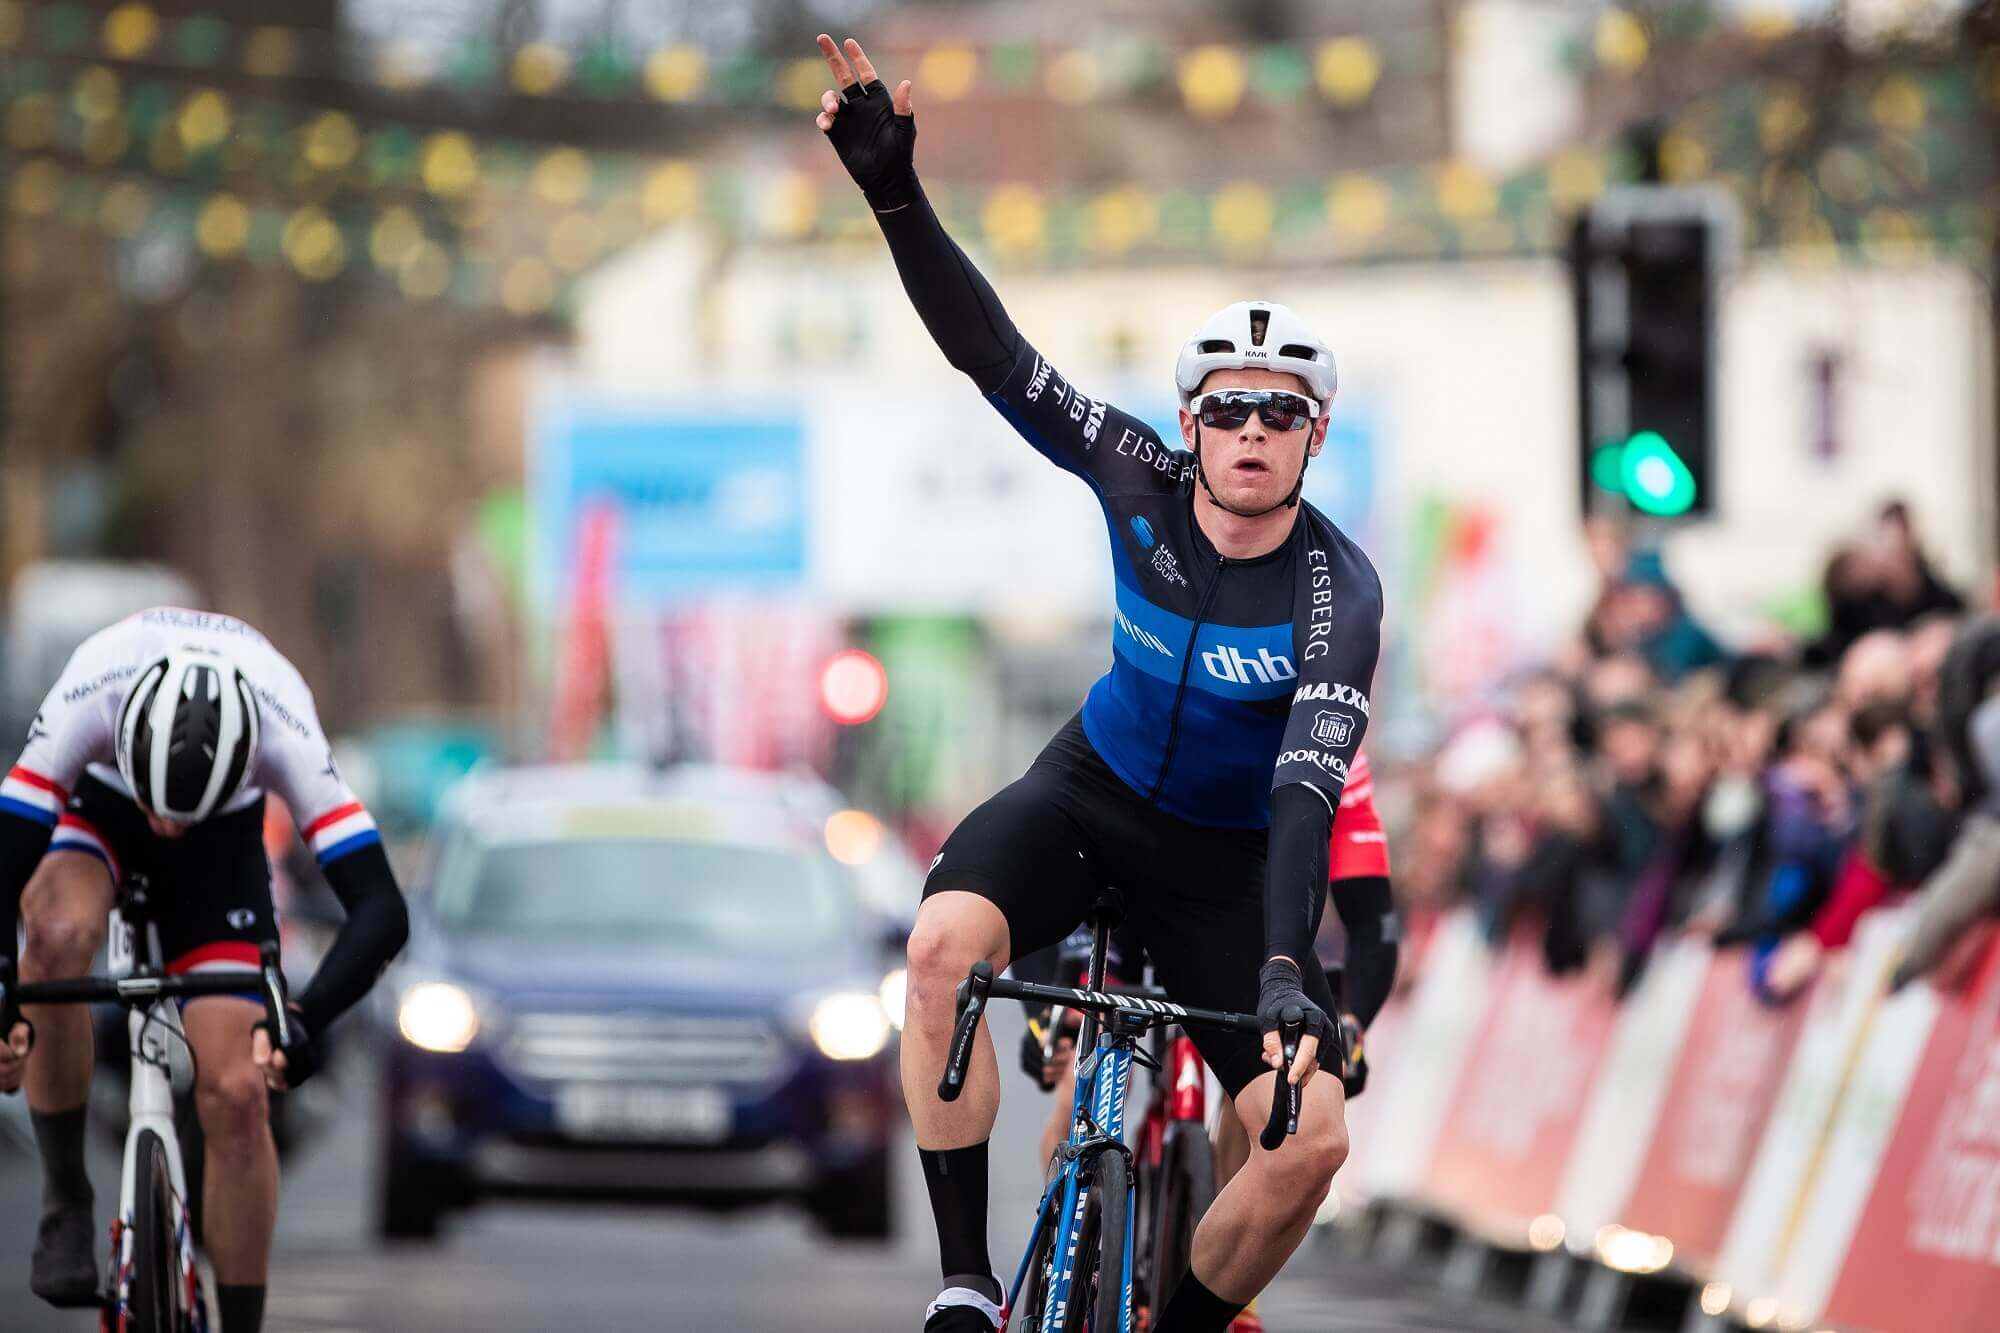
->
xmin=374 ymin=764 xmax=909 ymax=1241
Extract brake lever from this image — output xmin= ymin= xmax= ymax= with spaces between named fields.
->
xmin=1259 ymin=1007 xmax=1304 ymax=1152
xmin=937 ymin=960 xmax=993 ymax=1102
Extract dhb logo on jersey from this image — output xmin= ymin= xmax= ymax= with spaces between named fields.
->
xmin=1202 ymin=645 xmax=1296 ymax=687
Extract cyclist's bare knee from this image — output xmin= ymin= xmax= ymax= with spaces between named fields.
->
xmin=1233 ymin=1072 xmax=1348 ymax=1202
xmin=186 ymin=1001 xmax=271 ymax=1159
xmin=904 ymin=891 xmax=1008 ymax=1025
xmin=19 ymin=854 xmax=114 ymax=981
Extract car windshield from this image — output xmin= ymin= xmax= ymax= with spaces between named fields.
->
xmin=433 ymin=838 xmax=849 ymax=956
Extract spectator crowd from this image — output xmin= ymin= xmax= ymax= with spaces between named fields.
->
xmin=1395 ymin=500 xmax=2000 ymax=1005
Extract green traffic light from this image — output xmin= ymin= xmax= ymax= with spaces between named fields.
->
xmin=1619 ymin=431 xmax=1697 ymax=516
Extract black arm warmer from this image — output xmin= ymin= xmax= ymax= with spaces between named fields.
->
xmin=0 ymin=816 xmax=54 ymax=972
xmin=1263 ymin=783 xmax=1332 ymax=970
xmin=297 ymin=841 xmax=409 ymax=1033
xmin=1331 ymin=874 xmax=1401 ymax=1028
xmin=873 ymin=180 xmax=1024 ymax=393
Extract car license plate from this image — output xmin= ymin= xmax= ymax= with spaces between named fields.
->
xmin=553 ymin=1084 xmax=731 ymax=1143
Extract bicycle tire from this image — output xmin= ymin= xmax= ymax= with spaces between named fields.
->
xmin=1149 ymin=1121 xmax=1214 ymax=1312
xmin=127 ymin=1128 xmax=200 ymax=1332
xmin=1010 ymin=1200 xmax=1056 ymax=1331
xmin=1063 ymin=1151 xmax=1129 ymax=1333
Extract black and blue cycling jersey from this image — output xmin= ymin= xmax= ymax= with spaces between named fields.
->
xmin=985 ymin=343 xmax=1382 ymax=830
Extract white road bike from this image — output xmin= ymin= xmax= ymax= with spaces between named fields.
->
xmin=1 ymin=875 xmax=292 ymax=1333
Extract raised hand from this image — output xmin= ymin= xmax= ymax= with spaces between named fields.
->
xmin=813 ymin=35 xmax=918 ymax=211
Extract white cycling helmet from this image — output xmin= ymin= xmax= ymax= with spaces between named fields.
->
xmin=1174 ymin=300 xmax=1338 ymax=409
xmin=116 ymin=647 xmax=261 ymax=824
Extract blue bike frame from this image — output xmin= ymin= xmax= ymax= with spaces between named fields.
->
xmin=1004 ymin=1025 xmax=1139 ymax=1333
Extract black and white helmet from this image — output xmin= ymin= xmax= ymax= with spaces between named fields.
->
xmin=1173 ymin=300 xmax=1338 ymax=409
xmin=116 ymin=648 xmax=261 ymax=823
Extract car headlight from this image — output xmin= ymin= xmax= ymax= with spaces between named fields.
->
xmin=878 ymin=968 xmax=907 ymax=1032
xmin=809 ymin=992 xmax=892 ymax=1061
xmin=398 ymin=982 xmax=481 ymax=1053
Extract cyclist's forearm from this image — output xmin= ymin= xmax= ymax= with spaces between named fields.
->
xmin=1262 ymin=782 xmax=1331 ymax=971
xmin=1331 ymin=874 xmax=1399 ymax=1027
xmin=874 ymin=178 xmax=1023 ymax=393
xmin=296 ymin=841 xmax=408 ymax=1032
xmin=0 ymin=815 xmax=54 ymax=970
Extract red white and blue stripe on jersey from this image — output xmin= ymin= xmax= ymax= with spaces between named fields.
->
xmin=48 ymin=814 xmax=122 ymax=883
xmin=1 ymin=766 xmax=66 ymax=827
xmin=301 ymin=802 xmax=380 ymax=865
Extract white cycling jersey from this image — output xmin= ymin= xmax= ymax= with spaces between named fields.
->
xmin=0 ymin=607 xmax=379 ymax=867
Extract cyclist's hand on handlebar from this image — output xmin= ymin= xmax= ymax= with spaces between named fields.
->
xmin=252 ymin=1004 xmax=320 ymax=1092
xmin=1257 ymin=960 xmax=1329 ymax=1088
xmin=0 ymin=1020 xmax=31 ymax=1094
xmin=1019 ymin=1009 xmax=1075 ymax=1090
xmin=813 ymin=35 xmax=916 ymax=209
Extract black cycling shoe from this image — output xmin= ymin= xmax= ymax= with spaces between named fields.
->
xmin=924 ymin=1276 xmax=1002 ymax=1332
xmin=923 ymin=1308 xmax=1000 ymax=1333
xmin=29 ymin=1203 xmax=100 ymax=1308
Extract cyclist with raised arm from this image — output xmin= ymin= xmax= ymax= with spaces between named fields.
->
xmin=813 ymin=36 xmax=1384 ymax=1333
xmin=0 ymin=608 xmax=410 ymax=1333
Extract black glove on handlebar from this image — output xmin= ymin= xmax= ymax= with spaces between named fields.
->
xmin=1257 ymin=960 xmax=1331 ymax=1065
xmin=255 ymin=1004 xmax=321 ymax=1090
xmin=823 ymin=78 xmax=918 ymax=211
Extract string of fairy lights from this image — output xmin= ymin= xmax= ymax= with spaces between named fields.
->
xmin=1 ymin=2 xmax=1994 ymax=318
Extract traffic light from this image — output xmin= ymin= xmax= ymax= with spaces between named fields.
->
xmin=1572 ymin=188 xmax=1731 ymax=519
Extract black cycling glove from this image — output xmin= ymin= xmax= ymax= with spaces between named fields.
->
xmin=823 ymin=78 xmax=918 ymax=211
xmin=255 ymin=1005 xmax=321 ymax=1090
xmin=1257 ymin=959 xmax=1332 ymax=1067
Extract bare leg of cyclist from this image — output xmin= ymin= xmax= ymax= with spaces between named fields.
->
xmin=1154 ymin=1071 xmax=1348 ymax=1333
xmin=184 ymin=997 xmax=277 ymax=1333
xmin=19 ymin=854 xmax=114 ymax=1306
xmin=902 ymin=890 xmax=1012 ymax=1328
xmin=1206 ymin=1113 xmax=1266 ymax=1331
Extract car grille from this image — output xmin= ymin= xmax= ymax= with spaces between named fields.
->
xmin=501 ymin=1012 xmax=791 ymax=1085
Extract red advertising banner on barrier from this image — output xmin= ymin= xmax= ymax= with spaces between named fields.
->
xmin=1819 ymin=936 xmax=2000 ymax=1332
xmin=1421 ymin=924 xmax=1620 ymax=1237
xmin=1614 ymin=949 xmax=1812 ymax=1271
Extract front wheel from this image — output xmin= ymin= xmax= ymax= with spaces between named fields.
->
xmin=1064 ymin=1150 xmax=1130 ymax=1333
xmin=1149 ymin=1122 xmax=1215 ymax=1313
xmin=125 ymin=1128 xmax=203 ymax=1332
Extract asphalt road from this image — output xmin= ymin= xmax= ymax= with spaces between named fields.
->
xmin=0 ymin=1004 xmax=1571 ymax=1332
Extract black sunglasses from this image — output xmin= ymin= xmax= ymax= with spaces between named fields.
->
xmin=1191 ymin=389 xmax=1320 ymax=433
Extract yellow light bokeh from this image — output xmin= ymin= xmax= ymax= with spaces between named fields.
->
xmin=1087 ymin=187 xmax=1158 ymax=256
xmin=1547 ymin=150 xmax=1605 ymax=210
xmin=1759 ymin=87 xmax=1809 ymax=151
xmin=1327 ymin=173 xmax=1391 ymax=240
xmin=1659 ymin=131 xmax=1709 ymax=183
xmin=98 ymin=180 xmax=150 ymax=236
xmin=398 ymin=240 xmax=451 ymax=300
xmin=512 ymin=43 xmax=569 ymax=97
xmin=303 ymin=111 xmax=359 ymax=172
xmin=421 ymin=132 xmax=480 ymax=197
xmin=824 ymin=810 xmax=884 ymax=867
xmin=981 ymin=184 xmax=1047 ymax=256
xmin=71 ymin=67 xmax=121 ymax=121
xmin=1045 ymin=49 xmax=1099 ymax=105
xmin=1595 ymin=9 xmax=1649 ymax=74
xmin=195 ymin=193 xmax=250 ymax=258
xmin=531 ymin=148 xmax=592 ymax=206
xmin=780 ymin=58 xmax=829 ymax=112
xmin=501 ymin=257 xmax=557 ymax=315
xmin=1871 ymin=76 xmax=1926 ymax=133
xmin=918 ymin=46 xmax=978 ymax=102
xmin=283 ymin=206 xmax=346 ymax=281
xmin=102 ymin=4 xmax=158 ymax=60
xmin=645 ymin=45 xmax=706 ymax=102
xmin=642 ymin=161 xmax=699 ymax=223
xmin=369 ymin=206 xmax=423 ymax=270
xmin=176 ymin=90 xmax=231 ymax=152
xmin=7 ymin=157 xmax=61 ymax=217
xmin=1179 ymin=45 xmax=1248 ymax=119
xmin=6 ymin=93 xmax=57 ymax=151
xmin=1434 ymin=160 xmax=1496 ymax=219
xmin=243 ymin=26 xmax=298 ymax=78
xmin=1739 ymin=8 xmax=1796 ymax=41
xmin=1212 ymin=181 xmax=1273 ymax=252
xmin=1316 ymin=37 xmax=1381 ymax=106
